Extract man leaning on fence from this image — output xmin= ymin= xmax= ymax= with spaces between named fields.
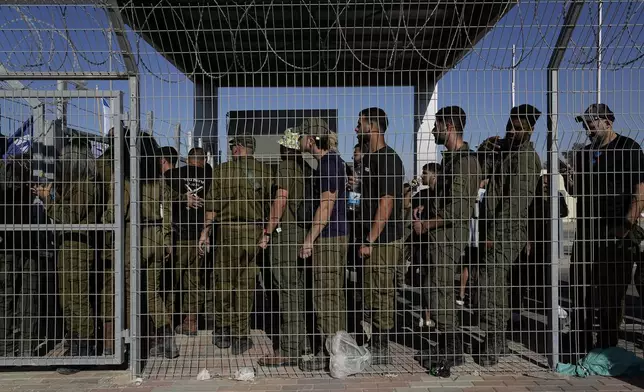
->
xmin=412 ymin=106 xmax=482 ymax=370
xmin=564 ymin=104 xmax=644 ymax=357
xmin=476 ymin=104 xmax=543 ymax=367
xmin=199 ymin=136 xmax=274 ymax=355
xmin=354 ymin=107 xmax=405 ymax=365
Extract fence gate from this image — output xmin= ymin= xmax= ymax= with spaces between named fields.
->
xmin=0 ymin=89 xmax=126 ymax=367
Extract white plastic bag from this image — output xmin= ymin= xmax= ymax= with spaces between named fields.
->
xmin=325 ymin=331 xmax=371 ymax=379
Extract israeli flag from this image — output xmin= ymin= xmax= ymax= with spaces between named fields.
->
xmin=3 ymin=116 xmax=33 ymax=161
xmin=102 ymin=97 xmax=113 ymax=136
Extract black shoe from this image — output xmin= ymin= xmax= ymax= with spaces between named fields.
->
xmin=213 ymin=327 xmax=232 ymax=349
xmin=298 ymin=351 xmax=329 ymax=371
xmin=475 ymin=333 xmax=507 ymax=367
xmin=57 ymin=340 xmax=96 ymax=375
xmin=416 ymin=335 xmax=464 ymax=370
xmin=370 ymin=328 xmax=390 ymax=365
xmin=231 ymin=337 xmax=253 ymax=355
xmin=149 ymin=326 xmax=179 ymax=359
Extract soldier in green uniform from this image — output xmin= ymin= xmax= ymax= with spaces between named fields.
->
xmin=34 ymin=140 xmax=102 ymax=374
xmin=257 ymin=129 xmax=311 ymax=366
xmin=412 ymin=107 xmax=482 ymax=370
xmin=101 ymin=134 xmax=178 ymax=359
xmin=476 ymin=104 xmax=543 ymax=366
xmin=199 ymin=136 xmax=274 ymax=355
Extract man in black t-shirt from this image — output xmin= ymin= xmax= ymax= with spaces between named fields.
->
xmin=564 ymin=104 xmax=644 ymax=355
xmin=354 ymin=107 xmax=404 ymax=365
xmin=164 ymin=147 xmax=213 ymax=335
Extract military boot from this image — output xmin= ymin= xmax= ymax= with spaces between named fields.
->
xmin=475 ymin=333 xmax=507 ymax=367
xmin=231 ymin=336 xmax=254 ymax=355
xmin=370 ymin=327 xmax=390 ymax=365
xmin=149 ymin=325 xmax=179 ymax=359
xmin=57 ymin=337 xmax=96 ymax=375
xmin=213 ymin=326 xmax=232 ymax=349
xmin=415 ymin=333 xmax=464 ymax=370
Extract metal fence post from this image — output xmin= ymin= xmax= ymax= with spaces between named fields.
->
xmin=128 ymin=75 xmax=141 ymax=378
xmin=113 ymin=91 xmax=125 ymax=362
xmin=546 ymin=0 xmax=584 ymax=370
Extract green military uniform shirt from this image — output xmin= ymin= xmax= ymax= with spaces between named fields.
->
xmin=103 ymin=180 xmax=172 ymax=248
xmin=47 ymin=180 xmax=100 ymax=226
xmin=275 ymin=159 xmax=308 ymax=225
xmin=205 ymin=156 xmax=274 ymax=223
xmin=431 ymin=142 xmax=482 ymax=252
xmin=482 ymin=141 xmax=542 ymax=252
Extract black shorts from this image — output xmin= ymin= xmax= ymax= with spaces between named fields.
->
xmin=462 ymin=245 xmax=482 ymax=267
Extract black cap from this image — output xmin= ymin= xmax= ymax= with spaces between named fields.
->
xmin=436 ymin=106 xmax=466 ymax=129
xmin=159 ymin=146 xmax=178 ymax=159
xmin=510 ymin=104 xmax=542 ymax=127
xmin=575 ymin=103 xmax=615 ymax=123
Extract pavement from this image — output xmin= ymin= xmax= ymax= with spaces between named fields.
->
xmin=3 ymin=369 xmax=644 ymax=392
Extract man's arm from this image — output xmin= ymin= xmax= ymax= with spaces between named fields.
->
xmin=490 ymin=153 xmax=540 ymax=247
xmin=627 ymin=182 xmax=644 ymax=224
xmin=426 ymin=158 xmax=478 ymax=233
xmin=304 ymin=190 xmax=337 ymax=244
xmin=626 ymin=149 xmax=644 ymax=224
xmin=266 ymin=188 xmax=288 ymax=234
xmin=366 ymin=195 xmax=395 ymax=243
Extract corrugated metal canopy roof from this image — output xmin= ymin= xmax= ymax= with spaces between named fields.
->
xmin=119 ymin=1 xmax=515 ymax=87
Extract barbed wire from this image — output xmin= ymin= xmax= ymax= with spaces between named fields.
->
xmin=0 ymin=2 xmax=642 ymax=81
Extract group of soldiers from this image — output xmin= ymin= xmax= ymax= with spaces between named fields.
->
xmin=0 ymin=101 xmax=643 ymax=375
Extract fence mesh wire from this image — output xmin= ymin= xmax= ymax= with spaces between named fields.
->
xmin=0 ymin=0 xmax=643 ymax=380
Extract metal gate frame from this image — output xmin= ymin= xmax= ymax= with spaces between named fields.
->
xmin=0 ymin=89 xmax=126 ymax=367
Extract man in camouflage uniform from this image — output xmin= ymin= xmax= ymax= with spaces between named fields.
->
xmin=34 ymin=140 xmax=102 ymax=374
xmin=257 ymin=129 xmax=311 ymax=366
xmin=101 ymin=135 xmax=178 ymax=360
xmin=476 ymin=104 xmax=543 ymax=366
xmin=412 ymin=107 xmax=482 ymax=370
xmin=0 ymin=154 xmax=40 ymax=357
xmin=199 ymin=136 xmax=274 ymax=355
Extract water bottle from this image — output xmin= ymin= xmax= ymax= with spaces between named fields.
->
xmin=347 ymin=162 xmax=361 ymax=212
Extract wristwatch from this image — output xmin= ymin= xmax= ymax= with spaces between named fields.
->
xmin=363 ymin=238 xmax=374 ymax=247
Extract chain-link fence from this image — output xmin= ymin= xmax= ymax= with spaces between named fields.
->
xmin=0 ymin=0 xmax=643 ymax=381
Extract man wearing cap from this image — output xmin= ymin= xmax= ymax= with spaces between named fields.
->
xmin=476 ymin=104 xmax=543 ymax=366
xmin=294 ymin=118 xmax=348 ymax=371
xmin=198 ymin=136 xmax=274 ymax=355
xmin=412 ymin=106 xmax=482 ymax=369
xmin=355 ymin=107 xmax=405 ymax=365
xmin=564 ymin=104 xmax=644 ymax=354
xmin=258 ymin=128 xmax=312 ymax=367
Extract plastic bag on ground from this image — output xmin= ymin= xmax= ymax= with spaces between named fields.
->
xmin=325 ymin=331 xmax=371 ymax=379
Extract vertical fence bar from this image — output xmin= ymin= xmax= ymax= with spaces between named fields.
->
xmin=128 ymin=75 xmax=141 ymax=377
xmin=113 ymin=91 xmax=125 ymax=362
xmin=547 ymin=69 xmax=561 ymax=369
xmin=546 ymin=0 xmax=585 ymax=370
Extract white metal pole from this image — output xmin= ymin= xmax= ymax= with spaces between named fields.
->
xmin=597 ymin=0 xmax=602 ymax=103
xmin=512 ymin=45 xmax=516 ymax=108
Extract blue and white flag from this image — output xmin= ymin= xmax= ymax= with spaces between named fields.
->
xmin=3 ymin=116 xmax=33 ymax=161
xmin=102 ymin=97 xmax=114 ymax=136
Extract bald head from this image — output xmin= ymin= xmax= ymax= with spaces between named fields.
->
xmin=188 ymin=147 xmax=207 ymax=167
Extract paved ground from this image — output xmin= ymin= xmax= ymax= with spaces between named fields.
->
xmin=2 ymin=369 xmax=644 ymax=392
